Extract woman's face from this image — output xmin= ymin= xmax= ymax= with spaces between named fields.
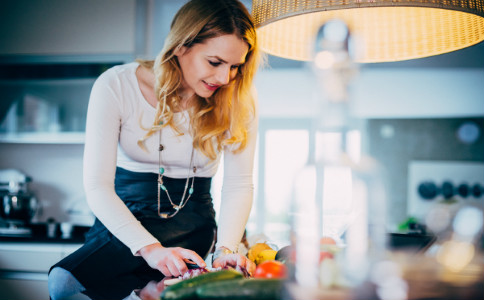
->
xmin=175 ymin=34 xmax=249 ymax=99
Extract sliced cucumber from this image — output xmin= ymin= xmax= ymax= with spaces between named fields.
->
xmin=161 ymin=269 xmax=243 ymax=300
xmin=196 ymin=278 xmax=285 ymax=300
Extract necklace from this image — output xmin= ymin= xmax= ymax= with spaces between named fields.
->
xmin=157 ymin=123 xmax=197 ymax=219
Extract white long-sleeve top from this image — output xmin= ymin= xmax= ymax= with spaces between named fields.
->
xmin=83 ymin=62 xmax=257 ymax=255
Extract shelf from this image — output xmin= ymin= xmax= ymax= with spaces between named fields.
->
xmin=0 ymin=132 xmax=85 ymax=144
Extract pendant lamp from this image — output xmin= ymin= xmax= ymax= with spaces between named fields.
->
xmin=251 ymin=0 xmax=484 ymax=63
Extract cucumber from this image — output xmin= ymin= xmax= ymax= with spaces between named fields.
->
xmin=161 ymin=269 xmax=243 ymax=300
xmin=195 ymin=278 xmax=285 ymax=300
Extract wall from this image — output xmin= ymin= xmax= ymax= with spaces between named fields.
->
xmin=0 ymin=0 xmax=139 ymax=63
xmin=254 ymin=66 xmax=484 ymax=228
xmin=367 ymin=117 xmax=484 ymax=226
xmin=255 ymin=67 xmax=484 ymax=119
xmin=1 ymin=66 xmax=483 ymax=227
xmin=1 ymin=0 xmax=483 ymax=229
xmin=0 ymin=144 xmax=90 ymax=224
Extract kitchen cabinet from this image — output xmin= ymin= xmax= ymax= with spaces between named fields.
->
xmin=0 ymin=0 xmax=141 ymax=64
xmin=0 ymin=77 xmax=95 ymax=144
xmin=0 ymin=242 xmax=87 ymax=300
xmin=0 ymin=0 xmax=147 ymax=144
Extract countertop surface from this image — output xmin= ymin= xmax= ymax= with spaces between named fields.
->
xmin=1 ymin=227 xmax=482 ymax=300
xmin=0 ymin=222 xmax=90 ymax=244
xmin=0 ymin=234 xmax=86 ymax=244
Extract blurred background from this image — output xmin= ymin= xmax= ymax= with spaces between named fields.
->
xmin=0 ymin=1 xmax=483 ymax=299
xmin=0 ymin=0 xmax=483 ymax=244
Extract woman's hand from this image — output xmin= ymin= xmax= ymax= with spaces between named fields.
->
xmin=212 ymin=249 xmax=256 ymax=276
xmin=138 ymin=243 xmax=206 ymax=278
xmin=137 ymin=280 xmax=165 ymax=300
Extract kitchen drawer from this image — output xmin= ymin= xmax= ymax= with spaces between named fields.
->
xmin=0 ymin=276 xmax=49 ymax=300
xmin=0 ymin=248 xmax=62 ymax=272
xmin=0 ymin=243 xmax=81 ymax=272
xmin=0 ymin=274 xmax=89 ymax=300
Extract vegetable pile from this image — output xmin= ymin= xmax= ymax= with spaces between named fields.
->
xmin=161 ymin=269 xmax=285 ymax=300
xmin=179 ymin=265 xmax=250 ymax=280
xmin=161 ymin=240 xmax=292 ymax=300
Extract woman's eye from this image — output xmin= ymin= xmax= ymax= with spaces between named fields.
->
xmin=230 ymin=65 xmax=240 ymax=70
xmin=209 ymin=61 xmax=221 ymax=67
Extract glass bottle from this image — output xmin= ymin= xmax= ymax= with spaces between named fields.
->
xmin=288 ymin=20 xmax=393 ymax=300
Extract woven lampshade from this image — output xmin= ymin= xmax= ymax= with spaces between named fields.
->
xmin=251 ymin=0 xmax=484 ymax=63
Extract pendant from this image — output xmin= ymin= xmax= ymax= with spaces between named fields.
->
xmin=159 ymin=213 xmax=169 ymax=219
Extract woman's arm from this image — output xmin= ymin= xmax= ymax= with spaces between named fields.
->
xmin=216 ymin=117 xmax=258 ymax=251
xmin=83 ymin=71 xmax=205 ymax=277
xmin=213 ymin=94 xmax=259 ymax=274
xmin=83 ymin=72 xmax=159 ymax=254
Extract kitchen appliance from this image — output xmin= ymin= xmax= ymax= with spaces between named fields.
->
xmin=0 ymin=169 xmax=38 ymax=236
xmin=408 ymin=160 xmax=484 ymax=221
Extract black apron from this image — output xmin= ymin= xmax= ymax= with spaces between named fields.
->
xmin=51 ymin=167 xmax=216 ymax=299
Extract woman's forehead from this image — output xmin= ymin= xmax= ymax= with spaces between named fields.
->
xmin=197 ymin=34 xmax=249 ymax=63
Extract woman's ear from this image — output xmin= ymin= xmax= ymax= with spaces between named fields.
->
xmin=174 ymin=45 xmax=188 ymax=57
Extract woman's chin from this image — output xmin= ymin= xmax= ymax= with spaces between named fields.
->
xmin=196 ymin=90 xmax=216 ymax=98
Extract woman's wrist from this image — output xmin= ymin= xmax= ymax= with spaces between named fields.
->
xmin=138 ymin=242 xmax=163 ymax=256
xmin=212 ymin=246 xmax=233 ymax=263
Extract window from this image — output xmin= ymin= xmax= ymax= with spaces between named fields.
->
xmin=248 ymin=118 xmax=312 ymax=247
xmin=212 ymin=117 xmax=362 ymax=249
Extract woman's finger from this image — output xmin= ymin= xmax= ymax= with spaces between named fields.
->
xmin=181 ymin=249 xmax=206 ymax=268
xmin=245 ymin=258 xmax=256 ymax=275
xmin=236 ymin=254 xmax=244 ymax=266
xmin=235 ymin=254 xmax=254 ymax=274
xmin=173 ymin=257 xmax=188 ymax=275
xmin=166 ymin=261 xmax=180 ymax=277
xmin=159 ymin=265 xmax=171 ymax=277
xmin=214 ymin=253 xmax=237 ymax=268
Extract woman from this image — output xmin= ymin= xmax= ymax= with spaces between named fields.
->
xmin=48 ymin=0 xmax=261 ymax=298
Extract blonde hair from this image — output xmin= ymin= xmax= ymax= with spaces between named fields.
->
xmin=137 ymin=0 xmax=261 ymax=160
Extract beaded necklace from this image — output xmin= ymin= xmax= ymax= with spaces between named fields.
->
xmin=156 ymin=99 xmax=197 ymax=219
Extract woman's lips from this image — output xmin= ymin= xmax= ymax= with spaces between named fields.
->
xmin=203 ymin=81 xmax=220 ymax=91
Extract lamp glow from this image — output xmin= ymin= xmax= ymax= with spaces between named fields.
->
xmin=252 ymin=1 xmax=484 ymax=62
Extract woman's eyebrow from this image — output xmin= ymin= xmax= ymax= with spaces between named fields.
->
xmin=208 ymin=55 xmax=245 ymax=65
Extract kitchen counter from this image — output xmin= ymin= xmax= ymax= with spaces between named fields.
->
xmin=1 ymin=231 xmax=482 ymax=300
xmin=0 ymin=242 xmax=83 ymax=272
xmin=76 ymin=266 xmax=484 ymax=300
xmin=0 ymin=234 xmax=86 ymax=244
xmin=0 ymin=223 xmax=89 ymax=299
xmin=0 ymin=241 xmax=85 ymax=300
xmin=0 ymin=222 xmax=90 ymax=244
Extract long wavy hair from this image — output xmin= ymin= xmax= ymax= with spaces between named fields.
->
xmin=137 ymin=0 xmax=261 ymax=160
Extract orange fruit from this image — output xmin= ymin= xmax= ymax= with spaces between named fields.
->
xmin=320 ymin=237 xmax=336 ymax=245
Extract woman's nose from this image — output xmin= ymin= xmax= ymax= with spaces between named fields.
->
xmin=215 ymin=66 xmax=231 ymax=85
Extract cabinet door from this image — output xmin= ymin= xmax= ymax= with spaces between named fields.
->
xmin=0 ymin=0 xmax=136 ymax=56
xmin=0 ymin=244 xmax=86 ymax=300
xmin=0 ymin=248 xmax=63 ymax=272
xmin=0 ymin=277 xmax=90 ymax=300
xmin=0 ymin=77 xmax=96 ymax=143
xmin=0 ymin=277 xmax=49 ymax=300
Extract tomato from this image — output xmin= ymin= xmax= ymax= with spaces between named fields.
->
xmin=320 ymin=236 xmax=336 ymax=245
xmin=319 ymin=251 xmax=334 ymax=263
xmin=253 ymin=260 xmax=288 ymax=279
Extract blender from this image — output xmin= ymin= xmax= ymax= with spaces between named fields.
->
xmin=0 ymin=169 xmax=38 ymax=236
